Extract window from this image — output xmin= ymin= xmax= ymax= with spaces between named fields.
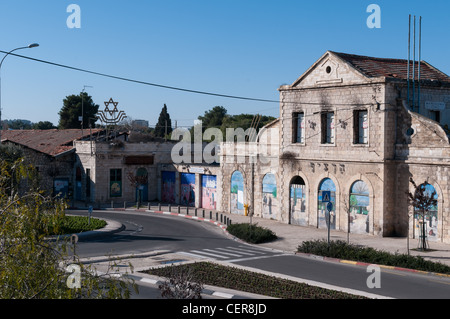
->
xmin=354 ymin=110 xmax=368 ymax=144
xmin=293 ymin=112 xmax=305 ymax=144
xmin=430 ymin=111 xmax=440 ymax=123
xmin=110 ymin=169 xmax=122 ymax=197
xmin=321 ymin=112 xmax=335 ymax=144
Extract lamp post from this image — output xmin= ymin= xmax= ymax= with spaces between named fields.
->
xmin=0 ymin=43 xmax=39 ymax=140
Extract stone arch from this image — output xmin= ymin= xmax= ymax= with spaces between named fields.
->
xmin=289 ymin=175 xmax=308 ymax=226
xmin=261 ymin=173 xmax=278 ymax=220
xmin=230 ymin=170 xmax=245 ymax=215
xmin=317 ymin=177 xmax=338 ymax=230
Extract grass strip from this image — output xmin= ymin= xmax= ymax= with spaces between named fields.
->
xmin=143 ymin=262 xmax=367 ymax=299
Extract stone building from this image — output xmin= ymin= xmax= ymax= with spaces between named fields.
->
xmin=220 ymin=51 xmax=450 ymax=244
xmin=0 ymin=129 xmax=103 ymax=197
xmin=75 ymin=138 xmax=221 ymax=209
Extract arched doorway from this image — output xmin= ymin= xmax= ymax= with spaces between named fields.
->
xmin=318 ymin=178 xmax=336 ymax=229
xmin=349 ymin=180 xmax=370 ymax=234
xmin=230 ymin=171 xmax=245 ymax=215
xmin=414 ymin=183 xmax=439 ymax=241
xmin=262 ymin=173 xmax=277 ymax=220
xmin=135 ymin=167 xmax=148 ymax=202
xmin=290 ymin=176 xmax=307 ymax=225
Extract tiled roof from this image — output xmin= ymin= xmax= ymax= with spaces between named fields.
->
xmin=0 ymin=129 xmax=104 ymax=157
xmin=331 ymin=51 xmax=450 ymax=82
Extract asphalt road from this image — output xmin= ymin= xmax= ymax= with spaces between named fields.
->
xmin=71 ymin=210 xmax=450 ymax=299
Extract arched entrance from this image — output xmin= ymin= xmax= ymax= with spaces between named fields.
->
xmin=318 ymin=178 xmax=336 ymax=229
xmin=230 ymin=171 xmax=245 ymax=215
xmin=413 ymin=183 xmax=439 ymax=242
xmin=262 ymin=173 xmax=277 ymax=220
xmin=290 ymin=176 xmax=307 ymax=225
xmin=349 ymin=180 xmax=370 ymax=234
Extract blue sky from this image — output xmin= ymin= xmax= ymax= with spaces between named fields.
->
xmin=0 ymin=1 xmax=449 ymax=128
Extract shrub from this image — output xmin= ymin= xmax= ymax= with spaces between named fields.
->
xmin=297 ymin=239 xmax=450 ymax=274
xmin=49 ymin=215 xmax=107 ymax=235
xmin=227 ymin=223 xmax=277 ymax=244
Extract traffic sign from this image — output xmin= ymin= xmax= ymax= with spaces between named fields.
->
xmin=327 ymin=202 xmax=333 ymax=212
xmin=322 ymin=191 xmax=331 ymax=202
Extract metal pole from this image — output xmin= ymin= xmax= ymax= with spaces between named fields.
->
xmin=412 ymin=15 xmax=416 ymax=111
xmin=407 ymin=14 xmax=411 ymax=108
xmin=418 ymin=16 xmax=422 ymax=114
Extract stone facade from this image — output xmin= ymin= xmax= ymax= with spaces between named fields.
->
xmin=219 ymin=51 xmax=450 ymax=244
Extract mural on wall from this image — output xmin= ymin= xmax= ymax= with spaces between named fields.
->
xmin=201 ymin=175 xmax=217 ymax=210
xmin=290 ymin=176 xmax=307 ymax=226
xmin=349 ymin=180 xmax=370 ymax=234
xmin=161 ymin=171 xmax=176 ymax=203
xmin=180 ymin=173 xmax=196 ymax=207
xmin=230 ymin=171 xmax=245 ymax=215
xmin=54 ymin=178 xmax=69 ymax=198
xmin=262 ymin=173 xmax=277 ymax=220
xmin=318 ymin=178 xmax=336 ymax=230
xmin=414 ymin=183 xmax=439 ymax=241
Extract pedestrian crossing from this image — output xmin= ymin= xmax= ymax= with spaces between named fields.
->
xmin=178 ymin=245 xmax=283 ymax=263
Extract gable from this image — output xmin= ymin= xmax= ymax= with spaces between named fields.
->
xmin=292 ymin=51 xmax=371 ymax=89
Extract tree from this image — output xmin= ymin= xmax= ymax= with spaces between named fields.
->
xmin=198 ymin=106 xmax=228 ymax=129
xmin=406 ymin=178 xmax=437 ymax=251
xmin=58 ymin=92 xmax=99 ymax=129
xmin=154 ymin=104 xmax=172 ymax=138
xmin=0 ymin=157 xmax=135 ymax=298
xmin=32 ymin=121 xmax=56 ymax=130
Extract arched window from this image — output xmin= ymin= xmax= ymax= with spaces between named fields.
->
xmin=290 ymin=176 xmax=307 ymax=225
xmin=262 ymin=173 xmax=277 ymax=220
xmin=349 ymin=180 xmax=370 ymax=234
xmin=414 ymin=183 xmax=439 ymax=241
xmin=230 ymin=171 xmax=245 ymax=215
xmin=318 ymin=178 xmax=336 ymax=229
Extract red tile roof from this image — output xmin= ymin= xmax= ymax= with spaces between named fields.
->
xmin=1 ymin=129 xmax=103 ymax=156
xmin=331 ymin=51 xmax=450 ymax=82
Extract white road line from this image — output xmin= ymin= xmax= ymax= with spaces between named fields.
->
xmin=204 ymin=248 xmax=242 ymax=257
xmin=178 ymin=251 xmax=214 ymax=260
xmin=190 ymin=250 xmax=230 ymax=259
xmin=227 ymin=253 xmax=289 ymax=263
xmin=232 ymin=246 xmax=268 ymax=254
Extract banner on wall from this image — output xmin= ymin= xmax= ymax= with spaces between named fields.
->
xmin=201 ymin=175 xmax=217 ymax=210
xmin=161 ymin=171 xmax=176 ymax=203
xmin=180 ymin=173 xmax=196 ymax=207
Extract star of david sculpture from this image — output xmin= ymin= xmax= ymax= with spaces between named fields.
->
xmin=97 ymin=98 xmax=127 ymax=125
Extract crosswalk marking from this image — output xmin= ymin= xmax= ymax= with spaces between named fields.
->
xmin=178 ymin=245 xmax=274 ymax=262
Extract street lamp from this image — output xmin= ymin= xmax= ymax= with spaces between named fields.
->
xmin=0 ymin=43 xmax=39 ymax=140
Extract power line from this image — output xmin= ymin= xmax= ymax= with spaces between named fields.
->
xmin=0 ymin=50 xmax=279 ymax=104
xmin=1 ymin=50 xmax=385 ymax=109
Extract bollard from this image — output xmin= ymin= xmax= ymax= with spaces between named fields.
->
xmin=210 ymin=211 xmax=212 ymax=219
xmin=216 ymin=212 xmax=218 ymax=221
xmin=220 ymin=214 xmax=223 ymax=223
xmin=186 ymin=206 xmax=189 ymax=215
xmin=158 ymin=203 xmax=161 ymax=211
xmin=111 ymin=200 xmax=114 ymax=209
xmin=195 ymin=208 xmax=198 ymax=216
xmin=148 ymin=202 xmax=151 ymax=210
xmin=168 ymin=204 xmax=171 ymax=212
xmin=124 ymin=201 xmax=126 ymax=209
xmin=202 ymin=209 xmax=205 ymax=218
xmin=177 ymin=205 xmax=180 ymax=214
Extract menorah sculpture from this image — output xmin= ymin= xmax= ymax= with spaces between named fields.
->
xmin=97 ymin=98 xmax=127 ymax=125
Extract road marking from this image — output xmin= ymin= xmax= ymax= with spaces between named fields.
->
xmin=203 ymin=249 xmax=242 ymax=257
xmin=190 ymin=250 xmax=229 ymax=259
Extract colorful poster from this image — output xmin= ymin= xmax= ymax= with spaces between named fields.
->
xmin=318 ymin=178 xmax=336 ymax=230
xmin=262 ymin=173 xmax=277 ymax=220
xmin=161 ymin=171 xmax=176 ymax=203
xmin=349 ymin=180 xmax=370 ymax=234
xmin=201 ymin=175 xmax=217 ymax=210
xmin=414 ymin=183 xmax=439 ymax=241
xmin=180 ymin=173 xmax=195 ymax=207
xmin=290 ymin=179 xmax=307 ymax=226
xmin=110 ymin=181 xmax=122 ymax=197
xmin=230 ymin=171 xmax=244 ymax=215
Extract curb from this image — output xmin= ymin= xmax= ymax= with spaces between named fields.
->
xmin=294 ymin=251 xmax=450 ymax=279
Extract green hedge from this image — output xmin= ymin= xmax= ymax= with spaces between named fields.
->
xmin=298 ymin=239 xmax=450 ymax=274
xmin=227 ymin=223 xmax=277 ymax=244
xmin=49 ymin=215 xmax=107 ymax=235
